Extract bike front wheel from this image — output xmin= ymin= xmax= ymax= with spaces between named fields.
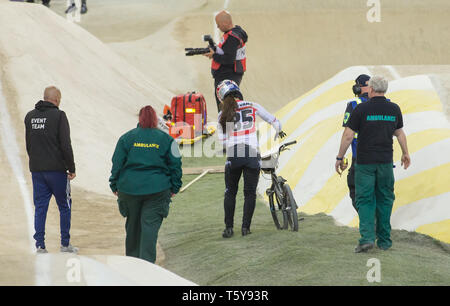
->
xmin=283 ymin=184 xmax=299 ymax=231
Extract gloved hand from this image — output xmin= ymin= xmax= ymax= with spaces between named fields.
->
xmin=273 ymin=120 xmax=284 ymax=141
xmin=274 ymin=131 xmax=287 ymax=141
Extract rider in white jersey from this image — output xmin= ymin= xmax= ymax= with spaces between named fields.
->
xmin=218 ymin=100 xmax=283 ymax=154
xmin=216 ymin=80 xmax=285 ymax=238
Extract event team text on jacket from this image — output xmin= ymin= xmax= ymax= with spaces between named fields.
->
xmin=25 ymin=100 xmax=75 ymax=174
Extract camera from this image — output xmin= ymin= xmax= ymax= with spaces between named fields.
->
xmin=185 ymin=35 xmax=216 ymax=56
xmin=202 ymin=35 xmax=216 ymax=51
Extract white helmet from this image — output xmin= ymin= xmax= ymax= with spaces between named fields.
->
xmin=216 ymin=79 xmax=242 ymax=103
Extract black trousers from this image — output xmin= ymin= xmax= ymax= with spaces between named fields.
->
xmin=347 ymin=158 xmax=357 ymax=211
xmin=224 ymin=157 xmax=260 ymax=230
xmin=214 ymin=74 xmax=243 ymax=112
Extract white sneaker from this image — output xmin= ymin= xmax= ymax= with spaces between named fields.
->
xmin=60 ymin=244 xmax=79 ymax=253
xmin=36 ymin=246 xmax=48 ymax=254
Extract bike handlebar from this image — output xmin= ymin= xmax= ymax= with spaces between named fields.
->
xmin=279 ymin=140 xmax=297 ymax=153
xmin=284 ymin=141 xmax=297 ymax=147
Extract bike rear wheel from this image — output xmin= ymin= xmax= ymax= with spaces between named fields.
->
xmin=283 ymin=184 xmax=299 ymax=231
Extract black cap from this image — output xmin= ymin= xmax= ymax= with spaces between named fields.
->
xmin=355 ymin=74 xmax=370 ymax=86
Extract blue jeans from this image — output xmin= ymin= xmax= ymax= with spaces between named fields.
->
xmin=32 ymin=171 xmax=72 ymax=248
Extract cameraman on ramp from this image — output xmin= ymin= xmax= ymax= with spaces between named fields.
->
xmin=203 ymin=10 xmax=248 ymax=112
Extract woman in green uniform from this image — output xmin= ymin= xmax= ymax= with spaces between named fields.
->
xmin=109 ymin=105 xmax=182 ymax=263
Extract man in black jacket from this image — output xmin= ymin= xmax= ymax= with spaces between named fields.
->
xmin=24 ymin=86 xmax=78 ymax=254
xmin=204 ymin=10 xmax=248 ymax=112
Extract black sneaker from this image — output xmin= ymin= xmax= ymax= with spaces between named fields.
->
xmin=242 ymin=228 xmax=252 ymax=236
xmin=80 ymin=3 xmax=88 ymax=14
xmin=354 ymin=243 xmax=374 ymax=253
xmin=222 ymin=227 xmax=234 ymax=238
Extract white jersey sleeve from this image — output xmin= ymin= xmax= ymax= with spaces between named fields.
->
xmin=253 ymin=102 xmax=282 ymax=133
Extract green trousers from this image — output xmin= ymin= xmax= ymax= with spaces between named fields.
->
xmin=355 ymin=163 xmax=395 ymax=249
xmin=117 ymin=189 xmax=171 ymax=263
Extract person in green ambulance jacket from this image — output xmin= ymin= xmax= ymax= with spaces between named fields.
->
xmin=109 ymin=105 xmax=182 ymax=263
